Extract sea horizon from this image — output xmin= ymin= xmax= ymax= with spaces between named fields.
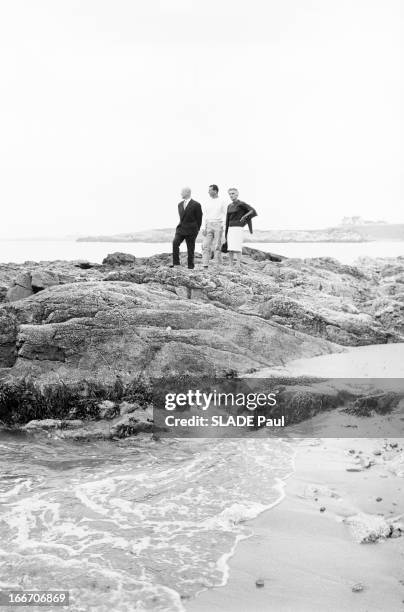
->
xmin=0 ymin=239 xmax=403 ymax=265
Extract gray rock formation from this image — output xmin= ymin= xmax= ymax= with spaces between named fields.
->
xmin=104 ymin=254 xmax=404 ymax=344
xmin=344 ymin=512 xmax=403 ymax=543
xmin=6 ymin=272 xmax=33 ymax=302
xmin=20 ymin=406 xmax=154 ymax=440
xmin=1 ymin=262 xmax=102 ymax=303
xmin=102 ymin=252 xmax=136 ymax=266
xmin=0 ymin=280 xmax=336 ymax=386
xmin=31 ymin=270 xmax=60 ymax=292
xmin=0 ymin=250 xmax=403 ymax=392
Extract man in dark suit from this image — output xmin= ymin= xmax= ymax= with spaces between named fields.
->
xmin=171 ymin=187 xmax=202 ymax=269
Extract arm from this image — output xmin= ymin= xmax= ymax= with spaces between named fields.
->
xmin=240 ymin=202 xmax=257 ymax=224
xmin=201 ymin=204 xmax=207 ymax=234
xmin=225 ymin=209 xmax=229 ymax=238
xmin=196 ymin=203 xmax=203 ymax=231
xmin=221 ymin=201 xmax=227 ymax=228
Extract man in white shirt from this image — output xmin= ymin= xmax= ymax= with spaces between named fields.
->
xmin=201 ymin=184 xmax=227 ymax=268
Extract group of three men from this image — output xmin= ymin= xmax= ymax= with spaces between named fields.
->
xmin=172 ymin=185 xmax=242 ymax=270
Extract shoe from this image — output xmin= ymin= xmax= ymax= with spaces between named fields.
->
xmin=169 ymin=264 xmax=180 ymax=268
xmin=187 ymin=266 xmax=194 ymax=270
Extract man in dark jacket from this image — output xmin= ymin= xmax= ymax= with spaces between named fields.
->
xmin=171 ymin=187 xmax=202 ymax=269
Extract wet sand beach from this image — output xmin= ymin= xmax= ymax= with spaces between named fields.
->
xmin=256 ymin=343 xmax=404 ymax=379
xmin=188 ymin=346 xmax=404 ymax=611
xmin=187 ymin=429 xmax=404 ymax=612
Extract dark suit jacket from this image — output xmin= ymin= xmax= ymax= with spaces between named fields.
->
xmin=176 ymin=199 xmax=203 ymax=236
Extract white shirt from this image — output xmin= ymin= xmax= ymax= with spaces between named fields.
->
xmin=182 ymin=198 xmax=191 ymax=209
xmin=203 ymin=197 xmax=227 ymax=226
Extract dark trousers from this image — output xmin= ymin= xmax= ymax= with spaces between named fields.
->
xmin=172 ymin=232 xmax=196 ymax=268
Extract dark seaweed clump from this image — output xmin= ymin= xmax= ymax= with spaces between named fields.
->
xmin=0 ymin=376 xmax=152 ymax=426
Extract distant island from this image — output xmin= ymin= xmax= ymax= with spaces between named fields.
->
xmin=77 ymin=221 xmax=404 ymax=243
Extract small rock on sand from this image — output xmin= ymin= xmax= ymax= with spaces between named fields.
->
xmin=359 ymin=457 xmax=373 ymax=469
xmin=344 ymin=512 xmax=393 ymax=543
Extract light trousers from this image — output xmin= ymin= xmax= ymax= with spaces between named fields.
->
xmin=202 ymin=221 xmax=223 ymax=265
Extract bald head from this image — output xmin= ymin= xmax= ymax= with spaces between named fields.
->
xmin=181 ymin=187 xmax=191 ymax=199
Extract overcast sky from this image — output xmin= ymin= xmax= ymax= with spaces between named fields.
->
xmin=0 ymin=0 xmax=402 ymax=238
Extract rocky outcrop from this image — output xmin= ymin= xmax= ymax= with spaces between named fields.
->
xmin=0 ymin=250 xmax=403 ymax=392
xmin=19 ymin=404 xmax=154 ymax=439
xmin=1 ymin=261 xmax=102 ymax=303
xmin=344 ymin=512 xmax=404 ymax=543
xmin=31 ymin=270 xmax=60 ymax=292
xmin=102 ymin=252 xmax=136 ymax=266
xmin=0 ymin=280 xmax=336 ymax=386
xmin=361 ymin=257 xmax=404 ymax=336
xmin=6 ymin=272 xmax=33 ymax=302
xmin=258 ymin=295 xmax=394 ymax=345
xmin=240 ymin=247 xmax=284 ymax=262
xmin=344 ymin=392 xmax=401 ymax=416
xmin=103 ymin=253 xmax=404 ymax=344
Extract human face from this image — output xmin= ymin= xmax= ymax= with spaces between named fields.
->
xmin=228 ymin=189 xmax=239 ymax=202
xmin=181 ymin=187 xmax=191 ymax=199
xmin=208 ymin=186 xmax=218 ymax=198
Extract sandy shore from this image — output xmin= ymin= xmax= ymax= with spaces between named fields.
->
xmin=256 ymin=343 xmax=404 ymax=378
xmin=187 ymin=419 xmax=404 ymax=611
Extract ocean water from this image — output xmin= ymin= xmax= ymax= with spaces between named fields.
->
xmin=0 ymin=240 xmax=403 ymax=264
xmin=0 ymin=431 xmax=294 ymax=611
